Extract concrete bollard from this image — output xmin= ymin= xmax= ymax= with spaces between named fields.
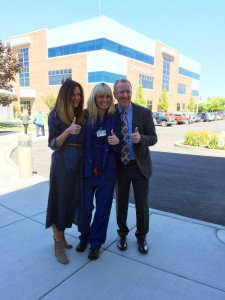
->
xmin=18 ymin=134 xmax=33 ymax=178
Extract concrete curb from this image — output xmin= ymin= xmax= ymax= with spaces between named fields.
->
xmin=174 ymin=140 xmax=225 ymax=156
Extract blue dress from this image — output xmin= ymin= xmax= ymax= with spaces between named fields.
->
xmin=46 ymin=109 xmax=85 ymax=231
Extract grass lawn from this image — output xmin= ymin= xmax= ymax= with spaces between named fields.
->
xmin=0 ymin=123 xmax=48 ymax=132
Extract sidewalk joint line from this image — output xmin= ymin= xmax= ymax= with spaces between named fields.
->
xmin=105 ymin=248 xmax=225 ymax=293
xmin=0 ymin=217 xmax=26 ymax=229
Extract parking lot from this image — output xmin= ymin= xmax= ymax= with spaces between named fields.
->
xmin=150 ymin=119 xmax=225 ymax=226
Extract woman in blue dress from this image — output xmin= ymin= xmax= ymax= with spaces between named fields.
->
xmin=46 ymin=80 xmax=85 ymax=264
xmin=75 ymin=82 xmax=121 ymax=260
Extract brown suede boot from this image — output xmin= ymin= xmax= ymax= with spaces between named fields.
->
xmin=63 ymin=233 xmax=72 ymax=249
xmin=53 ymin=236 xmax=69 ymax=264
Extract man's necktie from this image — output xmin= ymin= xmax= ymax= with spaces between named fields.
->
xmin=121 ymin=110 xmax=130 ymax=165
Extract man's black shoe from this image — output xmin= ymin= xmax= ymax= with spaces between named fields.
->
xmin=76 ymin=242 xmax=88 ymax=252
xmin=117 ymin=236 xmax=127 ymax=251
xmin=88 ymin=248 xmax=100 ymax=260
xmin=137 ymin=239 xmax=148 ymax=254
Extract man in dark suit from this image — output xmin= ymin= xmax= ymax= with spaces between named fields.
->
xmin=113 ymin=78 xmax=157 ymax=254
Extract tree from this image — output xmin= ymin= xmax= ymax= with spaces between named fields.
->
xmin=206 ymin=97 xmax=225 ymax=112
xmin=43 ymin=93 xmax=57 ymax=110
xmin=134 ymin=82 xmax=146 ymax=107
xmin=198 ymin=102 xmax=207 ymax=113
xmin=0 ymin=40 xmax=22 ymax=92
xmin=158 ymin=88 xmax=169 ymax=112
xmin=0 ymin=40 xmax=23 ymax=106
xmin=0 ymin=90 xmax=18 ymax=106
xmin=188 ymin=94 xmax=194 ymax=112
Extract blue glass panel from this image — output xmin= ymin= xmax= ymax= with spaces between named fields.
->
xmin=178 ymin=83 xmax=186 ymax=94
xmin=48 ymin=48 xmax=56 ymax=57
xmin=18 ymin=47 xmax=30 ymax=87
xmin=179 ymin=67 xmax=200 ymax=80
xmin=88 ymin=71 xmax=126 ymax=83
xmin=87 ymin=40 xmax=96 ymax=51
xmin=139 ymin=74 xmax=154 ymax=90
xmin=96 ymin=38 xmax=104 ymax=50
xmin=192 ymin=90 xmax=199 ymax=96
xmin=64 ymin=45 xmax=71 ymax=55
xmin=49 ymin=69 xmax=73 ymax=85
xmin=71 ymin=44 xmax=78 ymax=54
xmin=78 ymin=41 xmax=88 ymax=52
xmin=88 ymin=73 xmax=95 ymax=83
xmin=47 ymin=38 xmax=154 ymax=65
xmin=25 ymin=78 xmax=30 ymax=86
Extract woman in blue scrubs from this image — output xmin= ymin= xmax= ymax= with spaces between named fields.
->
xmin=76 ymin=82 xmax=121 ymax=260
xmin=46 ymin=80 xmax=85 ymax=265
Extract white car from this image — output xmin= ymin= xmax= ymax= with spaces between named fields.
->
xmin=208 ymin=113 xmax=215 ymax=121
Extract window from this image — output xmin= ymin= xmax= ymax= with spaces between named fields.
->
xmin=88 ymin=71 xmax=126 ymax=83
xmin=162 ymin=57 xmax=171 ymax=92
xmin=19 ymin=48 xmax=30 ymax=87
xmin=194 ymin=104 xmax=197 ymax=112
xmin=178 ymin=83 xmax=186 ymax=95
xmin=48 ymin=38 xmax=154 ymax=65
xmin=48 ymin=69 xmax=72 ymax=85
xmin=139 ymin=74 xmax=154 ymax=89
xmin=182 ymin=103 xmax=185 ymax=110
xmin=177 ymin=103 xmax=181 ymax=111
xmin=147 ymin=100 xmax=152 ymax=110
xmin=192 ymin=90 xmax=199 ymax=97
xmin=179 ymin=67 xmax=200 ymax=80
xmin=20 ymin=100 xmax=31 ymax=114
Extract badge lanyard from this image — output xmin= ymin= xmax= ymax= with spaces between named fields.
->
xmin=97 ymin=121 xmax=106 ymax=137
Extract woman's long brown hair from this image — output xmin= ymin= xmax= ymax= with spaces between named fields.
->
xmin=54 ymin=80 xmax=85 ymax=125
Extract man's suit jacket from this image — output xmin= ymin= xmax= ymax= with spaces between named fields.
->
xmin=116 ymin=103 xmax=157 ymax=179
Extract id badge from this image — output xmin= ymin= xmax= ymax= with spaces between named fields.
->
xmin=97 ymin=129 xmax=106 ymax=137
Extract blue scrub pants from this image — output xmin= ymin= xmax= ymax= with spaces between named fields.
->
xmin=79 ymin=175 xmax=116 ymax=249
xmin=36 ymin=124 xmax=45 ymax=136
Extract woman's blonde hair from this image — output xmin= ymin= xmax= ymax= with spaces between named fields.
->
xmin=21 ymin=109 xmax=29 ymax=116
xmin=87 ymin=83 xmax=115 ymax=123
xmin=54 ymin=80 xmax=85 ymax=125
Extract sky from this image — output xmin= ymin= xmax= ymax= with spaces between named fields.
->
xmin=1 ymin=0 xmax=225 ymax=101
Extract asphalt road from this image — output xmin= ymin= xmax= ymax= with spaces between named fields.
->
xmin=11 ymin=119 xmax=225 ymax=226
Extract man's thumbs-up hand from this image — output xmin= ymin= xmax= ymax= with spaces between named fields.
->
xmin=130 ymin=127 xmax=141 ymax=143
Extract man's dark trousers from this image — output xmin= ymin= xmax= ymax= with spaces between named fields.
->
xmin=116 ymin=161 xmax=149 ymax=240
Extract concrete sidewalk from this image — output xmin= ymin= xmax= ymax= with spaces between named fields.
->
xmin=1 ymin=132 xmax=225 ymax=300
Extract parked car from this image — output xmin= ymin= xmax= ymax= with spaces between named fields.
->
xmin=208 ymin=113 xmax=215 ymax=121
xmin=217 ymin=111 xmax=225 ymax=119
xmin=198 ymin=113 xmax=210 ymax=122
xmin=164 ymin=113 xmax=187 ymax=125
xmin=213 ymin=113 xmax=223 ymax=120
xmin=197 ymin=113 xmax=204 ymax=122
xmin=152 ymin=112 xmax=175 ymax=127
xmin=182 ymin=113 xmax=195 ymax=123
xmin=192 ymin=114 xmax=201 ymax=122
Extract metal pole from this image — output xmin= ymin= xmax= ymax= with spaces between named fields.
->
xmin=18 ymin=134 xmax=33 ymax=178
